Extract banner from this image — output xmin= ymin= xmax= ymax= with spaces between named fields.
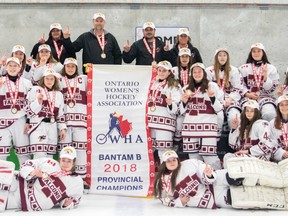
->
xmin=87 ymin=65 xmax=155 ymax=196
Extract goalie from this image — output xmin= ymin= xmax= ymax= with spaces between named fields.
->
xmin=153 ymin=150 xmax=288 ymax=210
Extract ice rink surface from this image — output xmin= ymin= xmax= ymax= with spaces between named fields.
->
xmin=5 ymin=194 xmax=287 ymax=216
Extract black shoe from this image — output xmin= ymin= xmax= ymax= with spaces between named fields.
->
xmin=83 ymin=181 xmax=90 ymax=194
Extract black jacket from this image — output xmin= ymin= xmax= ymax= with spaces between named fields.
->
xmin=64 ymin=29 xmax=122 ymax=71
xmin=122 ymin=37 xmax=168 ymax=65
xmin=30 ymin=38 xmax=76 ymax=64
xmin=164 ymin=43 xmax=203 ymax=67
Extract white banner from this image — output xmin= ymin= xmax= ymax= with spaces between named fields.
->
xmin=87 ymin=65 xmax=155 ymax=196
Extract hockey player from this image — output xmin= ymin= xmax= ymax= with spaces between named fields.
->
xmin=153 ymin=150 xmax=288 ymax=210
xmin=223 ymin=100 xmax=275 ymax=168
xmin=25 ymin=68 xmax=66 ymax=159
xmin=58 ymin=58 xmax=88 ymax=186
xmin=269 ymin=95 xmax=288 ymax=161
xmin=28 ymin=44 xmax=63 ymax=85
xmin=0 ymin=57 xmax=32 ymax=164
xmin=30 ymin=23 xmax=76 ymax=64
xmin=180 ymin=62 xmax=223 ymax=170
xmin=239 ymin=43 xmax=279 ymax=121
xmin=147 ymin=60 xmax=181 ymax=161
xmin=0 ymin=45 xmax=32 ymax=79
xmin=0 ymin=146 xmax=83 ymax=212
xmin=171 ymin=48 xmax=193 ymax=147
xmin=205 ymin=48 xmax=243 ymax=130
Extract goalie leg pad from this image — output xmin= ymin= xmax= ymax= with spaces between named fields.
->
xmin=226 ymin=157 xmax=283 ymax=187
xmin=230 ymin=185 xmax=286 ymax=210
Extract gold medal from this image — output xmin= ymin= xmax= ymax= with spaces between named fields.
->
xmin=68 ymin=100 xmax=75 ymax=108
xmin=150 ymin=105 xmax=156 ymax=112
xmin=11 ymin=106 xmax=18 ymax=114
xmin=101 ymin=52 xmax=106 ymax=59
xmin=186 ymin=89 xmax=192 ymax=96
xmin=42 ymin=172 xmax=49 ymax=179
xmin=164 ymin=197 xmax=171 ymax=203
xmin=50 ymin=116 xmax=56 ymax=123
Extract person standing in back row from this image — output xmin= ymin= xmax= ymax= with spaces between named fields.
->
xmin=63 ymin=13 xmax=122 ymax=73
xmin=31 ymin=23 xmax=76 ymax=64
xmin=123 ymin=22 xmax=169 ymax=66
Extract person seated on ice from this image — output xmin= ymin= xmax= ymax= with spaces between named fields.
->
xmin=153 ymin=150 xmax=288 ymax=210
xmin=223 ymin=99 xmax=275 ymax=168
xmin=0 ymin=146 xmax=83 ymax=212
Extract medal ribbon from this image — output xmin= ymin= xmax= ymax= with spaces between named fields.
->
xmin=96 ymin=31 xmax=105 ymax=54
xmin=252 ymin=63 xmax=264 ymax=90
xmin=161 ymin=173 xmax=172 ymax=194
xmin=64 ymin=76 xmax=77 ymax=100
xmin=181 ymin=67 xmax=188 ymax=86
xmin=6 ymin=76 xmax=20 ymax=107
xmin=219 ymin=73 xmax=226 ymax=92
xmin=151 ymin=80 xmax=166 ymax=104
xmin=53 ymin=40 xmax=64 ymax=60
xmin=44 ymin=87 xmax=56 ymax=116
xmin=143 ymin=38 xmax=156 ymax=60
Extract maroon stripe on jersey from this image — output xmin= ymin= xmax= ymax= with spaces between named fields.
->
xmin=19 ymin=177 xmax=28 ymax=211
xmin=62 ymin=88 xmax=87 ymax=105
xmin=0 ymin=166 xmax=9 ymax=169
xmin=0 ymin=92 xmax=26 ymax=110
xmin=186 ymin=97 xmax=215 ymax=115
xmin=0 ymin=170 xmax=12 ymax=173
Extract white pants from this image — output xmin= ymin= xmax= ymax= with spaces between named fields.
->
xmin=150 ymin=129 xmax=174 ymax=162
xmin=58 ymin=127 xmax=87 ymax=178
xmin=0 ymin=117 xmax=30 ymax=164
xmin=29 ymin=122 xmax=58 ymax=159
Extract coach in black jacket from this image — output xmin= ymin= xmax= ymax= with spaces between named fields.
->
xmin=122 ymin=22 xmax=169 ymax=65
xmin=63 ymin=13 xmax=122 ymax=73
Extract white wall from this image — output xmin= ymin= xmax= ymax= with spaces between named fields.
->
xmin=0 ymin=2 xmax=287 ymax=78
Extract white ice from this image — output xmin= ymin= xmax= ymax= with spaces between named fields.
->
xmin=5 ymin=194 xmax=287 ymax=216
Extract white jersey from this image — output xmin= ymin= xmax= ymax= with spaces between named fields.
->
xmin=25 ymin=86 xmax=66 ymax=133
xmin=0 ymin=65 xmax=31 ymax=80
xmin=0 ymin=76 xmax=32 ymax=128
xmin=155 ymin=159 xmax=230 ymax=208
xmin=269 ymin=118 xmax=288 ymax=162
xmin=179 ymin=82 xmax=224 ymax=138
xmin=59 ymin=75 xmax=87 ymax=128
xmin=205 ymin=65 xmax=243 ymax=102
xmin=17 ymin=158 xmax=83 ymax=211
xmin=29 ymin=61 xmax=63 ymax=85
xmin=147 ymin=80 xmax=181 ymax=132
xmin=239 ymin=63 xmax=279 ymax=99
xmin=229 ymin=119 xmax=274 ymax=160
xmin=172 ymin=66 xmax=191 ymax=87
